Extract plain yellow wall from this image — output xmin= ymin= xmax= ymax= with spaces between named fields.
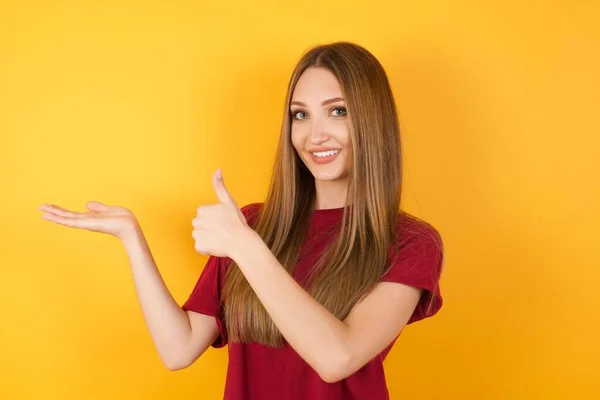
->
xmin=1 ymin=1 xmax=598 ymax=399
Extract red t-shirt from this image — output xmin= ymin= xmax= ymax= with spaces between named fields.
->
xmin=182 ymin=203 xmax=444 ymax=400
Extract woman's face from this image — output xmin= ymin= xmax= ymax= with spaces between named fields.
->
xmin=290 ymin=67 xmax=352 ymax=182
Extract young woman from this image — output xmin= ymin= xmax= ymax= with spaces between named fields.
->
xmin=39 ymin=41 xmax=444 ymax=399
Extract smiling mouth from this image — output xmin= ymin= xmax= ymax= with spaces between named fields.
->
xmin=310 ymin=149 xmax=340 ymax=158
xmin=309 ymin=149 xmax=341 ymax=164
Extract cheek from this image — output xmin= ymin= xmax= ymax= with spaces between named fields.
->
xmin=290 ymin=126 xmax=304 ymax=151
xmin=334 ymin=122 xmax=351 ymax=146
xmin=339 ymin=131 xmax=351 ymax=152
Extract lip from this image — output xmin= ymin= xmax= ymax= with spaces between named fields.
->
xmin=308 ymin=148 xmax=341 ymax=165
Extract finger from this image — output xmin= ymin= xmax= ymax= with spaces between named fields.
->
xmin=39 ymin=204 xmax=85 ymax=217
xmin=86 ymin=201 xmax=109 ymax=213
xmin=191 ymin=214 xmax=207 ymax=228
xmin=211 ymin=171 xmax=247 ymax=224
xmin=196 ymin=204 xmax=215 ymax=216
xmin=41 ymin=213 xmax=93 ymax=229
xmin=212 ymin=169 xmax=238 ymax=206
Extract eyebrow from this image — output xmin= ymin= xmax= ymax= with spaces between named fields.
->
xmin=290 ymin=97 xmax=345 ymax=107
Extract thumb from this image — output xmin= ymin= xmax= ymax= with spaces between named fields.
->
xmin=86 ymin=201 xmax=109 ymax=213
xmin=212 ymin=169 xmax=237 ymax=206
xmin=212 ymin=169 xmax=247 ymax=224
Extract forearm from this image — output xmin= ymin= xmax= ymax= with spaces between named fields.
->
xmin=232 ymin=230 xmax=351 ymax=381
xmin=121 ymin=224 xmax=195 ymax=368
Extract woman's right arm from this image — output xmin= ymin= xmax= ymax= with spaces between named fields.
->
xmin=121 ymin=226 xmax=219 ymax=370
xmin=39 ymin=201 xmax=218 ymax=370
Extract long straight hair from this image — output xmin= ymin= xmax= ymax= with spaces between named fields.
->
xmin=222 ymin=42 xmax=403 ymax=347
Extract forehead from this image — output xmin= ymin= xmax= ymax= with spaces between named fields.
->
xmin=292 ymin=67 xmax=343 ymax=101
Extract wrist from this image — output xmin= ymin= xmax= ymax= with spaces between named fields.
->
xmin=231 ymin=226 xmax=261 ymax=264
xmin=119 ymin=219 xmax=143 ymax=247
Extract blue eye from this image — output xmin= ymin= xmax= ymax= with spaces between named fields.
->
xmin=332 ymin=107 xmax=347 ymax=117
xmin=293 ymin=111 xmax=308 ymax=120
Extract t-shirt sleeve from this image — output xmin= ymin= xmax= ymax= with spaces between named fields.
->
xmin=380 ymin=218 xmax=444 ymax=324
xmin=182 ymin=255 xmax=229 ymax=348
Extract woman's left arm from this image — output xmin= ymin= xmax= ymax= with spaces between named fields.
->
xmin=194 ymin=171 xmax=425 ymax=383
xmin=231 ymin=229 xmax=422 ymax=383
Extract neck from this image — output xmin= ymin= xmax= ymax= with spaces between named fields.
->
xmin=313 ymin=178 xmax=349 ymax=210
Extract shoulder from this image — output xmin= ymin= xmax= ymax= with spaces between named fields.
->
xmin=394 ymin=212 xmax=444 ymax=255
xmin=384 ymin=212 xmax=445 ymax=284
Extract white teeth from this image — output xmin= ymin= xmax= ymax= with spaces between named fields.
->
xmin=312 ymin=150 xmax=340 ymax=157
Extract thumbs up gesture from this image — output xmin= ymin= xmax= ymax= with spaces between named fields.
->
xmin=192 ymin=169 xmax=250 ymax=258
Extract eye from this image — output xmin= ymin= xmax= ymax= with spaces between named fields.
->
xmin=291 ymin=110 xmax=308 ymax=120
xmin=332 ymin=107 xmax=347 ymax=117
xmin=290 ymin=106 xmax=347 ymax=121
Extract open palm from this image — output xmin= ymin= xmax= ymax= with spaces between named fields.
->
xmin=39 ymin=201 xmax=138 ymax=239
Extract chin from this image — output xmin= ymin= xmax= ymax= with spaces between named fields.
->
xmin=310 ymin=168 xmax=348 ymax=182
xmin=299 ymin=153 xmax=350 ymax=182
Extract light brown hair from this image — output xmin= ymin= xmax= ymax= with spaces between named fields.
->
xmin=222 ymin=42 xmax=403 ymax=347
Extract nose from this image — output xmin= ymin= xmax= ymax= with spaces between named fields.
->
xmin=309 ymin=117 xmax=330 ymax=145
xmin=309 ymin=132 xmax=329 ymax=145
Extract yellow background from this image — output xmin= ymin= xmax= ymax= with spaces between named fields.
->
xmin=1 ymin=1 xmax=598 ymax=399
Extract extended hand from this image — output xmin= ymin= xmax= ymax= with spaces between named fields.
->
xmin=39 ymin=201 xmax=139 ymax=240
